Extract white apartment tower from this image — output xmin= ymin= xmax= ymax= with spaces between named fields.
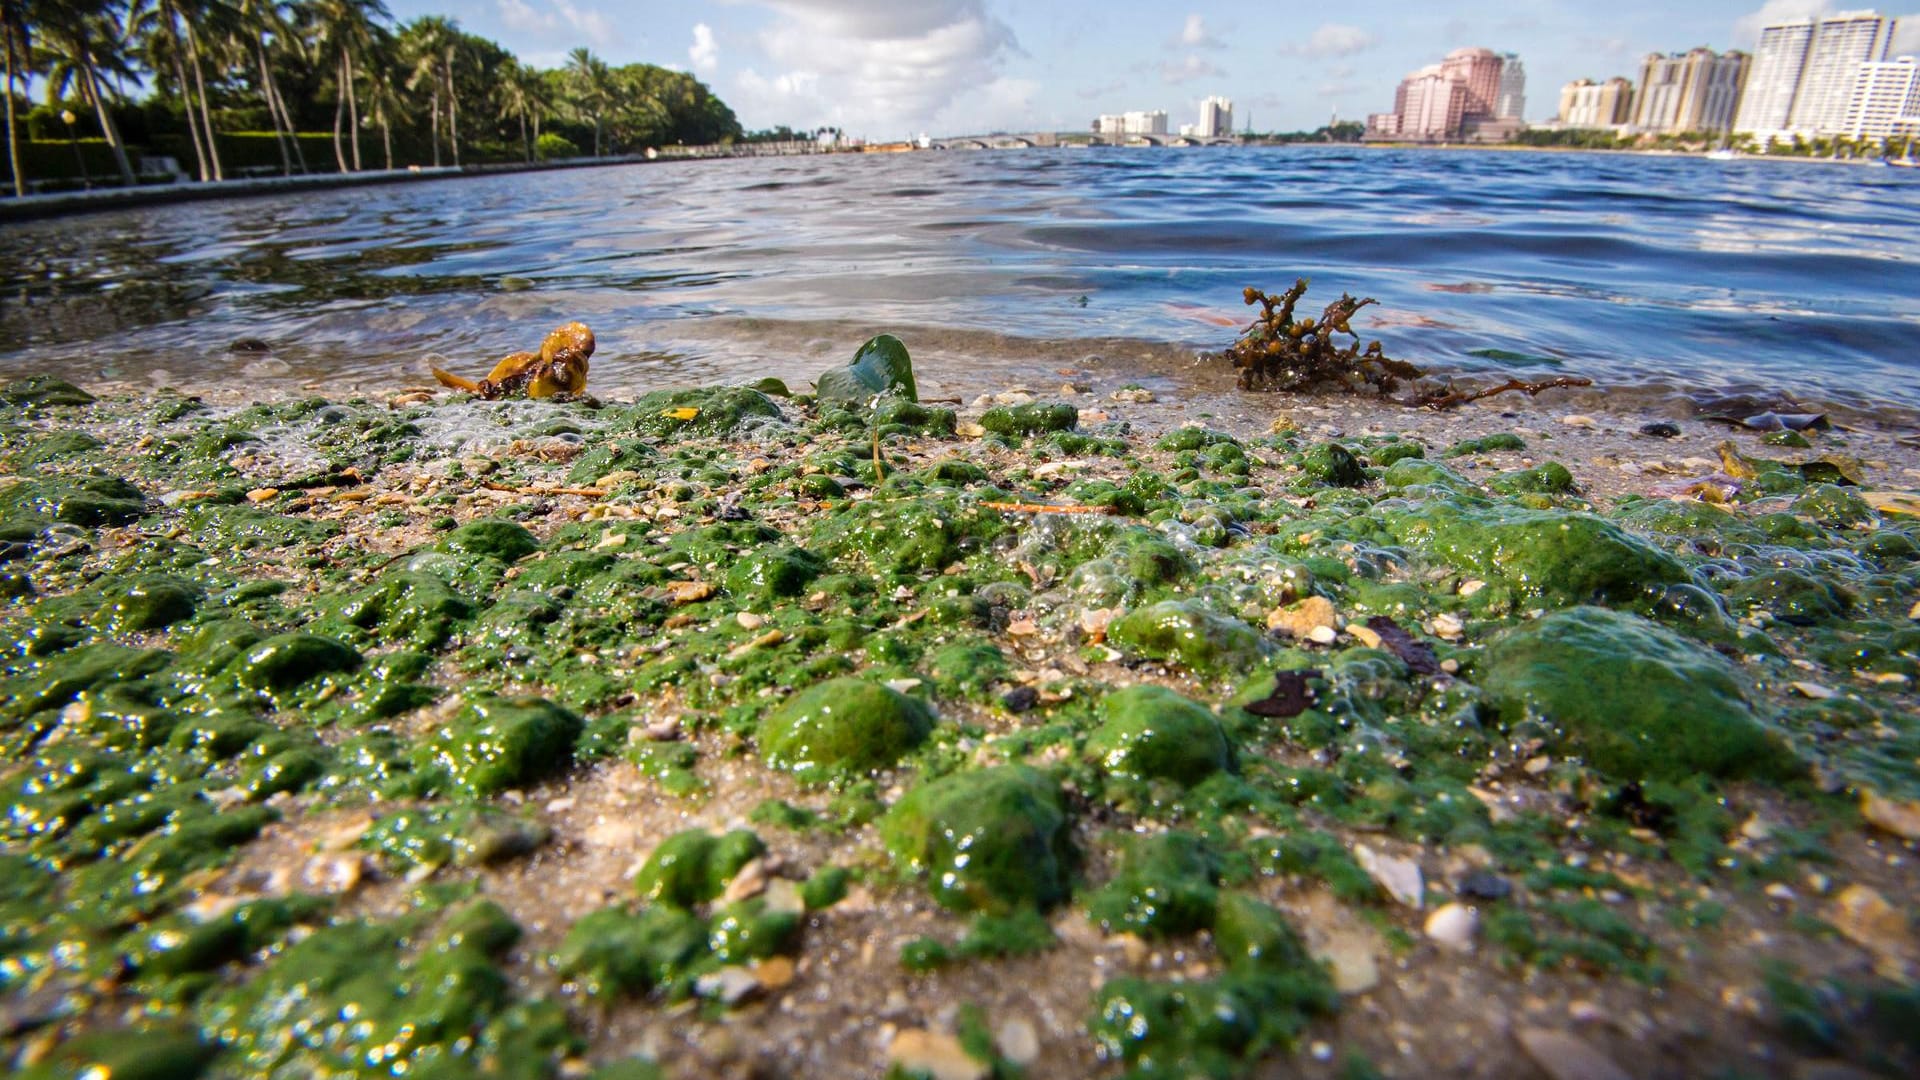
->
xmin=1198 ymin=96 xmax=1234 ymax=138
xmin=1846 ymin=56 xmax=1920 ymax=139
xmin=1495 ymin=54 xmax=1527 ymax=120
xmin=1634 ymin=49 xmax=1751 ymax=134
xmin=1735 ymin=10 xmax=1901 ymax=139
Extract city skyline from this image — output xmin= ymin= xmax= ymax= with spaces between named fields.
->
xmin=384 ymin=1 xmax=1920 ymax=139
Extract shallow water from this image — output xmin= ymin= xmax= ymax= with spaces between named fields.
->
xmin=2 ymin=147 xmax=1917 ymax=417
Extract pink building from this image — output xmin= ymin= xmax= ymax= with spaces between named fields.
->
xmin=1370 ymin=46 xmax=1519 ymax=141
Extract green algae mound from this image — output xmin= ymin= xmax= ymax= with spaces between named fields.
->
xmin=1087 ymin=685 xmax=1234 ymax=785
xmin=1107 ymin=600 xmax=1269 ymax=673
xmin=1479 ymin=606 xmax=1796 ymax=783
xmin=882 ymin=764 xmax=1072 ymax=913
xmin=633 ymin=828 xmax=767 ymax=908
xmin=414 ymin=695 xmax=582 ymax=796
xmin=1384 ymin=502 xmax=1690 ymax=608
xmin=757 ymin=677 xmax=935 ymax=785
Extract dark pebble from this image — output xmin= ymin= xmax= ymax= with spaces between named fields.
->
xmin=1640 ymin=422 xmax=1682 ymax=438
xmin=1002 ymin=686 xmax=1039 ymax=714
xmin=1458 ymin=870 xmax=1512 ymax=901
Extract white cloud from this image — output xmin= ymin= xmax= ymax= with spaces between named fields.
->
xmin=690 ymin=23 xmax=719 ymax=73
xmin=1179 ymin=14 xmax=1222 ymax=49
xmin=494 ymin=0 xmax=618 ymax=46
xmin=731 ymin=1 xmax=1020 ymax=135
xmin=1733 ymin=1 xmax=1831 ymax=46
xmin=1286 ymin=24 xmax=1376 ymax=57
xmin=1162 ymin=53 xmax=1223 ymax=84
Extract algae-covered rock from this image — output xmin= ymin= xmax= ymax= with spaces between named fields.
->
xmin=0 ymin=475 xmax=145 ymax=528
xmin=725 ymin=544 xmax=824 ymax=603
xmin=981 ymin=402 xmax=1078 ymax=437
xmin=415 ymin=695 xmax=582 ymax=796
xmin=1723 ymin=569 xmax=1854 ymax=625
xmin=815 ymin=333 xmax=918 ymax=404
xmin=553 ymin=905 xmax=709 ymax=1000
xmin=1791 ymin=484 xmax=1875 ymax=529
xmin=1087 ymin=831 xmax=1221 ymax=937
xmin=1444 ymin=433 xmax=1525 ymax=457
xmin=0 ymin=374 xmax=95 ymax=409
xmin=1297 ymin=442 xmax=1367 ymax=488
xmin=628 ymin=386 xmax=784 ymax=437
xmin=1211 ymin=892 xmax=1318 ymax=972
xmin=1107 ymin=600 xmax=1268 ymax=673
xmin=757 ymin=677 xmax=935 ymax=785
xmin=1478 ymin=606 xmax=1796 ymax=782
xmin=99 ymin=574 xmax=200 ymax=633
xmin=1489 ymin=462 xmax=1576 ymax=495
xmin=881 ymin=765 xmax=1072 ymax=913
xmin=633 ymin=828 xmax=767 ymax=908
xmin=438 ymin=519 xmax=539 ymax=562
xmin=1381 ymin=458 xmax=1475 ymax=493
xmin=1383 ymin=502 xmax=1690 ymax=609
xmin=1087 ymin=685 xmax=1234 ymax=785
xmin=233 ymin=632 xmax=361 ymax=692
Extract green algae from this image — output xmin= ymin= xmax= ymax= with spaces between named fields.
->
xmin=414 ymin=695 xmax=582 ymax=797
xmin=1296 ymin=442 xmax=1368 ymax=488
xmin=627 ymin=387 xmax=784 ymax=439
xmin=756 ymin=677 xmax=935 ymax=785
xmin=1444 ymin=433 xmax=1525 ymax=457
xmin=1087 ymin=685 xmax=1234 ymax=785
xmin=633 ymin=828 xmax=767 ymax=909
xmin=1087 ymin=831 xmax=1221 ymax=937
xmin=439 ymin=519 xmax=540 ymax=562
xmin=1489 ymin=461 xmax=1577 ymax=495
xmin=232 ymin=632 xmax=361 ymax=692
xmin=1478 ymin=606 xmax=1797 ymax=783
xmin=1 ymin=374 xmax=96 ymax=409
xmin=725 ymin=544 xmax=824 ymax=602
xmin=1724 ymin=569 xmax=1854 ymax=625
xmin=881 ymin=765 xmax=1072 ymax=913
xmin=1107 ymin=600 xmax=1268 ymax=673
xmin=1382 ymin=501 xmax=1690 ymax=609
xmin=981 ymin=402 xmax=1079 ymax=436
xmin=0 ymin=475 xmax=145 ymax=528
xmin=360 ymin=806 xmax=551 ymax=869
xmin=97 ymin=574 xmax=201 ymax=633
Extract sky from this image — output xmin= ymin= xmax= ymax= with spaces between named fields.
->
xmin=395 ymin=1 xmax=1920 ymax=139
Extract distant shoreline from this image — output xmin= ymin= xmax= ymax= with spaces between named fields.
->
xmin=4 ymin=140 xmax=1907 ymax=223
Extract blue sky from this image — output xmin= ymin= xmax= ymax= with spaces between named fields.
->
xmin=403 ymin=1 xmax=1918 ymax=138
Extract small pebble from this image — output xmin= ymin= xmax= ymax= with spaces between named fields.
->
xmin=994 ymin=1018 xmax=1039 ymax=1066
xmin=1516 ymin=1027 xmax=1632 ymax=1080
xmin=887 ymin=1029 xmax=987 ymax=1080
xmin=1002 ymin=686 xmax=1040 ymax=713
xmin=735 ymin=611 xmax=766 ymax=630
xmin=1424 ymin=902 xmax=1478 ymax=950
xmin=1639 ymin=421 xmax=1681 ymax=438
xmin=1458 ymin=870 xmax=1512 ymax=901
xmin=1559 ymin=414 xmax=1596 ymax=428
xmin=1355 ymin=844 xmax=1424 ymax=909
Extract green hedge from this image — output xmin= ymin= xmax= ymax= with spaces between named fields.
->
xmin=1 ymin=139 xmax=138 ymax=184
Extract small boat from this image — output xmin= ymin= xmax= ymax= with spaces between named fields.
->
xmin=1705 ymin=147 xmax=1739 ymax=161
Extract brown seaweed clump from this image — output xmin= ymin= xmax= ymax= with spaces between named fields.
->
xmin=1227 ymin=279 xmax=1420 ymax=394
xmin=433 ymin=322 xmax=594 ymax=399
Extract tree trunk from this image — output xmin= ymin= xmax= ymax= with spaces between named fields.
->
xmin=331 ymin=53 xmax=348 ymax=173
xmin=428 ymin=85 xmax=440 ymax=167
xmin=344 ymin=48 xmax=361 ymax=171
xmin=519 ymin=112 xmax=528 ymax=162
xmin=254 ymin=39 xmax=292 ymax=176
xmin=3 ymin=27 xmax=24 ymax=197
xmin=380 ymin=116 xmax=391 ymax=170
xmin=169 ymin=30 xmax=211 ymax=182
xmin=184 ymin=21 xmax=222 ymax=180
xmin=445 ymin=56 xmax=460 ymax=167
xmin=80 ymin=59 xmax=135 ymax=185
xmin=266 ymin=50 xmax=308 ymax=173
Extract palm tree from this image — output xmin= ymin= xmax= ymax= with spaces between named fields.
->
xmin=129 ymin=0 xmax=223 ymax=181
xmin=309 ymin=0 xmax=388 ymax=172
xmin=360 ymin=41 xmax=402 ymax=169
xmin=494 ymin=55 xmax=543 ymax=162
xmin=565 ymin=46 xmax=609 ymax=157
xmin=400 ymin=15 xmax=448 ymax=167
xmin=232 ymin=0 xmax=304 ymax=174
xmin=2 ymin=0 xmax=33 ymax=196
xmin=35 ymin=0 xmax=140 ymax=186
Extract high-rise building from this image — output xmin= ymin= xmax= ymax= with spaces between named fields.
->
xmin=1846 ymin=56 xmax=1920 ymax=139
xmin=1198 ymin=96 xmax=1234 ymax=138
xmin=1092 ymin=111 xmax=1169 ymax=137
xmin=1735 ymin=10 xmax=1900 ymax=139
xmin=1633 ymin=48 xmax=1751 ymax=134
xmin=1495 ymin=54 xmax=1528 ymax=120
xmin=1558 ymin=77 xmax=1635 ymax=128
xmin=1368 ymin=47 xmax=1517 ymax=140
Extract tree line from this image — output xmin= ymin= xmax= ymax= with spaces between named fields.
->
xmin=0 ymin=0 xmax=744 ymax=196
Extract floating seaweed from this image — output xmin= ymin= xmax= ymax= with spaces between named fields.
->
xmin=1227 ymin=280 xmax=1591 ymax=408
xmin=432 ymin=322 xmax=594 ymax=399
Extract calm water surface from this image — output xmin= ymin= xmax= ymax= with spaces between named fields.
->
xmin=3 ymin=147 xmax=1917 ymax=416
